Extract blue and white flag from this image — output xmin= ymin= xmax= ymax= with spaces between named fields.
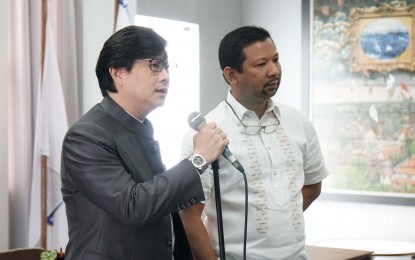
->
xmin=28 ymin=0 xmax=69 ymax=250
xmin=115 ymin=0 xmax=131 ymax=31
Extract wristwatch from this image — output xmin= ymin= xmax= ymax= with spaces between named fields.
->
xmin=187 ymin=153 xmax=208 ymax=174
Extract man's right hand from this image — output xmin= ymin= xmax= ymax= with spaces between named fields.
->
xmin=192 ymin=122 xmax=228 ymax=165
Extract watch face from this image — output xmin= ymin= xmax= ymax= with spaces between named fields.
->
xmin=192 ymin=155 xmax=205 ymax=167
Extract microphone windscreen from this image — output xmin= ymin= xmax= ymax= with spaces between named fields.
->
xmin=187 ymin=111 xmax=206 ymax=131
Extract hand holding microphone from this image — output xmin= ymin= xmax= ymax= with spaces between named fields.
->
xmin=188 ymin=112 xmax=245 ymax=173
xmin=188 ymin=113 xmax=229 ymax=165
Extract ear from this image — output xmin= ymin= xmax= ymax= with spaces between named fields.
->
xmin=109 ymin=67 xmax=125 ymax=89
xmin=223 ymin=66 xmax=237 ymax=85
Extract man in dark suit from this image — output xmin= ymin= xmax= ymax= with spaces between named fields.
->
xmin=61 ymin=26 xmax=228 ymax=260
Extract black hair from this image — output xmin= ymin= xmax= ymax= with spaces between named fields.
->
xmin=218 ymin=26 xmax=272 ymax=73
xmin=95 ymin=25 xmax=167 ymax=96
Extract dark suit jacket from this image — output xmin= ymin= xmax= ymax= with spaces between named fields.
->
xmin=61 ymin=96 xmax=203 ymax=260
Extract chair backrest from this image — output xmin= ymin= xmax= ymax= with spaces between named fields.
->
xmin=0 ymin=247 xmax=44 ymax=260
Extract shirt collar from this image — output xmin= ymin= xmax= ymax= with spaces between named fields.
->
xmin=226 ymin=90 xmax=281 ymax=120
xmin=125 ymin=110 xmax=144 ymax=123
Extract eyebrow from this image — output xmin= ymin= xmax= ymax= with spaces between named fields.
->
xmin=253 ymin=54 xmax=279 ymax=62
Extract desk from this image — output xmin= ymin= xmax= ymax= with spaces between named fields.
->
xmin=315 ymin=239 xmax=415 ymax=256
xmin=306 ymin=245 xmax=373 ymax=260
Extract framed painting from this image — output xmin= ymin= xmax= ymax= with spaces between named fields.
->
xmin=306 ymin=0 xmax=415 ymax=205
xmin=349 ymin=3 xmax=415 ymax=72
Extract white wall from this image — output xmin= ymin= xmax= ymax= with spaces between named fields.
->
xmin=242 ymin=0 xmax=304 ymax=111
xmin=305 ymin=200 xmax=415 ymax=244
xmin=0 ymin=0 xmax=9 ymax=251
xmin=77 ymin=0 xmax=116 ymax=112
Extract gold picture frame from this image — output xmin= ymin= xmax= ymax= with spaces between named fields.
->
xmin=349 ymin=4 xmax=415 ymax=72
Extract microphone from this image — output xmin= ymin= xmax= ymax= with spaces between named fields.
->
xmin=188 ymin=111 xmax=245 ymax=173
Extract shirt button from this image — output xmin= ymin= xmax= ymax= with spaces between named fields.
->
xmin=166 ymin=238 xmax=172 ymax=246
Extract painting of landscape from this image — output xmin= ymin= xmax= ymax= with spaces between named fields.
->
xmin=312 ymin=0 xmax=415 ymax=198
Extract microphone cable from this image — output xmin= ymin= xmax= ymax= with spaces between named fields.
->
xmin=187 ymin=111 xmax=248 ymax=259
xmin=238 ymin=167 xmax=248 ymax=260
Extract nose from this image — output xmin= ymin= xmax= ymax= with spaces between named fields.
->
xmin=267 ymin=62 xmax=280 ymax=77
xmin=159 ymin=67 xmax=170 ymax=83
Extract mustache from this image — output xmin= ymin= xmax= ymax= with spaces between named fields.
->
xmin=265 ymin=76 xmax=280 ymax=85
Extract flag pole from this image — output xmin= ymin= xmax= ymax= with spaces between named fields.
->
xmin=40 ymin=0 xmax=48 ymax=250
xmin=114 ymin=0 xmax=120 ymax=32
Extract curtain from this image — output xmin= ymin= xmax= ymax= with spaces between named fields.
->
xmin=8 ymin=0 xmax=39 ymax=249
xmin=8 ymin=0 xmax=80 ymax=249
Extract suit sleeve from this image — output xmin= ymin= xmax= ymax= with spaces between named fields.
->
xmin=61 ymin=121 xmax=204 ymax=227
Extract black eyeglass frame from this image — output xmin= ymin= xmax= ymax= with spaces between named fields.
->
xmin=137 ymin=58 xmax=170 ymax=72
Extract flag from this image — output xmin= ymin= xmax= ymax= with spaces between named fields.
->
xmin=115 ymin=0 xmax=131 ymax=31
xmin=28 ymin=1 xmax=69 ymax=250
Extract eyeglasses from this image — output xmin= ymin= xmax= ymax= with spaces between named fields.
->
xmin=225 ymin=99 xmax=280 ymax=135
xmin=137 ymin=58 xmax=170 ymax=72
